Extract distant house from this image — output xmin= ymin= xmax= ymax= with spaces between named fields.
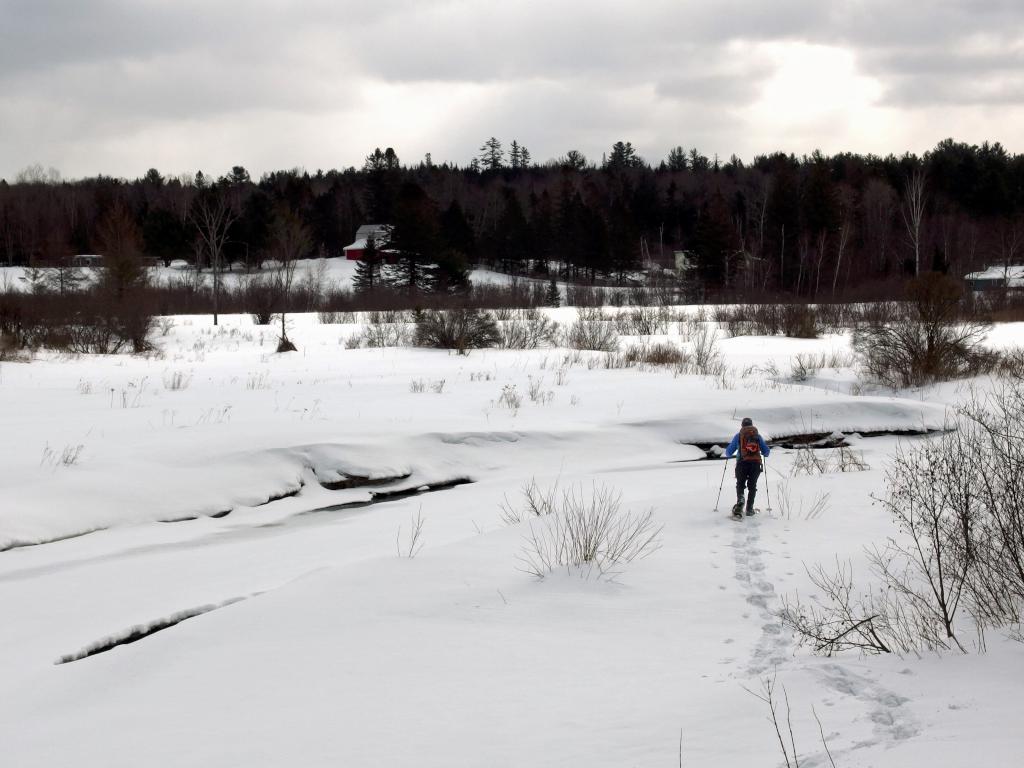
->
xmin=965 ymin=265 xmax=1024 ymax=291
xmin=71 ymin=254 xmax=104 ymax=268
xmin=673 ymin=250 xmax=696 ymax=275
xmin=343 ymin=224 xmax=393 ymax=261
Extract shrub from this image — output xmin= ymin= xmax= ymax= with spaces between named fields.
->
xmin=499 ymin=477 xmax=560 ymax=524
xmin=497 ymin=384 xmax=522 ymax=413
xmin=847 ymin=301 xmax=907 ymax=328
xmin=623 ymin=342 xmax=686 ymax=367
xmin=853 ymin=273 xmax=997 ymax=387
xmin=996 ymin=347 xmax=1024 ymax=379
xmin=240 ymin=277 xmax=278 ymax=325
xmin=814 ymin=302 xmax=850 ymax=332
xmin=0 ymin=331 xmax=16 ymax=360
xmin=712 ymin=305 xmax=753 ymax=337
xmin=746 ymin=304 xmax=782 ymax=335
xmin=779 ymin=304 xmax=819 ymax=338
xmin=789 ymin=352 xmax=824 ymax=382
xmin=496 ymin=309 xmax=560 ymax=349
xmin=711 ymin=303 xmax=818 ymax=337
xmin=515 ymin=483 xmax=662 ymax=579
xmin=162 ymin=370 xmax=192 ymax=391
xmin=564 ymin=284 xmax=609 ymax=307
xmin=113 ymin=291 xmax=155 ymax=353
xmin=414 ymin=308 xmax=499 ymax=354
xmin=853 ymin=318 xmax=993 ymax=387
xmin=621 ymin=305 xmax=670 ymax=336
xmin=0 ymin=286 xmax=153 ymax=354
xmin=782 ymin=381 xmax=1024 ymax=655
xmin=318 ymin=310 xmax=356 ymax=324
xmin=566 ymin=311 xmax=619 ymax=352
xmin=360 ymin=321 xmax=412 ymax=348
xmin=688 ymin=324 xmax=724 ymax=375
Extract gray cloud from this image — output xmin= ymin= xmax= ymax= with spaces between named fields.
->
xmin=1 ymin=0 xmax=1022 ymax=178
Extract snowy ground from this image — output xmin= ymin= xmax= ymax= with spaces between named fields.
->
xmin=0 ymin=258 xmax=530 ymax=295
xmin=1 ymin=311 xmax=1022 ymax=767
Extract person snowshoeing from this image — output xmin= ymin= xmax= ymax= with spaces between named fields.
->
xmin=724 ymin=417 xmax=770 ymax=517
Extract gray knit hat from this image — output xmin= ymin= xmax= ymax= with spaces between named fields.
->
xmin=741 ymin=417 xmax=753 ymax=427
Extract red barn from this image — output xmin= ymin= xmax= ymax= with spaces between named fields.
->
xmin=343 ymin=224 xmax=394 ymax=261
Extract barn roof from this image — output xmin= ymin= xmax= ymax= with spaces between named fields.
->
xmin=965 ymin=265 xmax=1024 ymax=286
xmin=344 ymin=224 xmax=392 ymax=251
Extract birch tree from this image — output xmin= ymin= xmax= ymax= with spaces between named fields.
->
xmin=901 ymin=168 xmax=927 ymax=276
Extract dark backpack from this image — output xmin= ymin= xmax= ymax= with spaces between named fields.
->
xmin=739 ymin=426 xmax=762 ymax=462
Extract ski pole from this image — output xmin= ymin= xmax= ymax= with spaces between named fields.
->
xmin=714 ymin=455 xmax=729 ymax=511
xmin=763 ymin=457 xmax=772 ymax=513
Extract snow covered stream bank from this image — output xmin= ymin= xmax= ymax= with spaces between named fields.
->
xmin=2 ymin=312 xmax=1023 ymax=766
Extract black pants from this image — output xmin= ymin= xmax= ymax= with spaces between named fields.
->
xmin=735 ymin=460 xmax=762 ymax=510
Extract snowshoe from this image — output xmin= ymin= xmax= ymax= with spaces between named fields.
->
xmin=731 ymin=503 xmax=744 ymax=519
xmin=745 ymin=507 xmax=756 ymax=517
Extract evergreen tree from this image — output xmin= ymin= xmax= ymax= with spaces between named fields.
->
xmin=688 ymin=149 xmax=711 ymax=172
xmin=607 ymin=141 xmax=642 ymax=170
xmin=556 ymin=186 xmax=587 ymax=279
xmin=667 ymin=146 xmax=688 ymax=171
xmin=225 ymin=166 xmax=251 ymax=186
xmin=478 ymin=137 xmax=504 ymax=171
xmin=492 ymin=188 xmax=529 ymax=273
xmin=520 ymin=145 xmax=531 ymax=168
xmin=363 ymin=147 xmax=400 ymax=171
xmin=142 ymin=208 xmax=191 ymax=266
xmin=607 ymin=198 xmax=640 ymax=281
xmin=434 ymin=248 xmax=471 ymax=294
xmin=509 ymin=140 xmax=522 ymax=170
xmin=545 ymin=278 xmax=560 ymax=307
xmin=385 ymin=182 xmax=439 ymax=294
xmin=765 ymin=155 xmax=801 ymax=291
xmin=96 ymin=202 xmax=148 ymax=301
xmin=353 ymin=233 xmax=383 ymax=293
xmin=363 ymin=147 xmax=401 ymax=221
xmin=142 ymin=168 xmax=164 ymax=187
xmin=440 ymin=200 xmax=476 ymax=260
xmin=559 ymin=149 xmax=587 ymax=171
xmin=44 ymin=252 xmax=85 ymax=296
xmin=694 ymin=191 xmax=735 ymax=287
xmin=527 ymin=190 xmax=554 ymax=273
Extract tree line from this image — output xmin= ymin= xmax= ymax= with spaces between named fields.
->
xmin=3 ymin=137 xmax=1024 ymax=299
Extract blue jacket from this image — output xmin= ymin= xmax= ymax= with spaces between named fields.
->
xmin=724 ymin=432 xmax=770 ymax=459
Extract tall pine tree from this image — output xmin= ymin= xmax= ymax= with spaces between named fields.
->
xmin=352 ymin=233 xmax=383 ymax=293
xmin=478 ymin=137 xmax=504 ymax=171
xmin=385 ymin=183 xmax=439 ymax=295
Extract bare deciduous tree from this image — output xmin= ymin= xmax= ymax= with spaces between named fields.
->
xmin=267 ymin=204 xmax=313 ymax=352
xmin=901 ymin=168 xmax=927 ymax=276
xmin=190 ymin=189 xmax=237 ymax=326
xmin=832 ymin=187 xmax=855 ymax=296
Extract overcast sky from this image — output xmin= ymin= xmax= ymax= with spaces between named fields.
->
xmin=2 ymin=0 xmax=1023 ymax=180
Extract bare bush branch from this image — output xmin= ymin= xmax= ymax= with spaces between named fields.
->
xmin=513 ymin=482 xmax=662 ymax=579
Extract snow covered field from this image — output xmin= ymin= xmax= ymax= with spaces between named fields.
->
xmin=0 ymin=258 xmax=527 ymax=295
xmin=2 ymin=311 xmax=1023 ymax=766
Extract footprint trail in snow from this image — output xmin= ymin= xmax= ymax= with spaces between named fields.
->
xmin=728 ymin=513 xmax=920 ymax=759
xmin=730 ymin=515 xmax=790 ymax=676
